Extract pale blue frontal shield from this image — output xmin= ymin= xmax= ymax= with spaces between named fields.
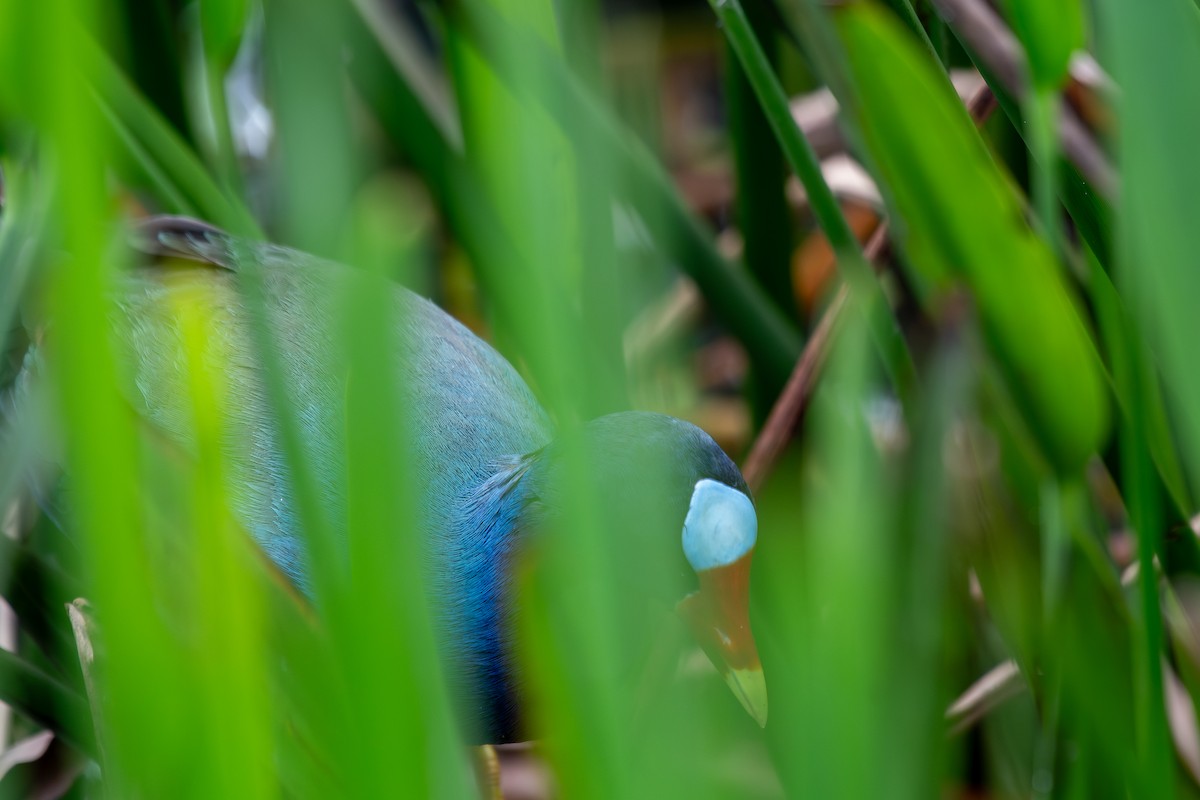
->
xmin=682 ymin=479 xmax=757 ymax=571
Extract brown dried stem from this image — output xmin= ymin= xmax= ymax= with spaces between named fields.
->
xmin=742 ymin=82 xmax=995 ymax=493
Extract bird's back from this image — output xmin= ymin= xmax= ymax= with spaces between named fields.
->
xmin=112 ymin=224 xmax=552 ymax=613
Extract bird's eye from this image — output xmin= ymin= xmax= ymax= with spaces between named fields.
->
xmin=682 ymin=479 xmax=757 ymax=572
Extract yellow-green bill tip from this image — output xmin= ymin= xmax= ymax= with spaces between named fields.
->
xmin=724 ymin=666 xmax=768 ymax=728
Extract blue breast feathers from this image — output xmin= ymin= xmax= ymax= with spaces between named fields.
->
xmin=114 ymin=219 xmax=552 ymax=742
xmin=441 ymin=454 xmax=539 ymax=743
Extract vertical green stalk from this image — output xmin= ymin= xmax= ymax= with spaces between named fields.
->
xmin=447 ymin=0 xmax=621 ymax=421
xmin=888 ymin=318 xmax=971 ymax=800
xmin=1000 ymin=0 xmax=1082 ymax=261
xmin=175 ymin=297 xmax=274 ymax=799
xmin=36 ymin=1 xmax=183 ymax=794
xmin=557 ymin=0 xmax=627 ymax=414
xmin=196 ymin=0 xmax=249 ymax=199
xmin=1026 ymin=87 xmax=1063 ymax=258
xmin=724 ymin=0 xmax=796 ymax=409
xmin=712 ymin=0 xmax=866 ymax=290
xmin=710 ymin=0 xmax=914 ymax=397
xmin=263 ymin=1 xmax=470 ymax=794
xmin=445 ymin=2 xmax=633 ymax=797
xmin=1089 ymin=0 xmax=1199 ymax=788
xmin=334 ymin=203 xmax=473 ymax=797
xmin=1034 ymin=478 xmax=1070 ymax=799
xmin=724 ymin=2 xmax=793 ymax=316
xmin=198 ymin=51 xmax=245 ymax=202
xmin=1039 ymin=481 xmax=1067 ymax=632
xmin=790 ymin=292 xmax=890 ymax=797
xmin=265 ymin=1 xmax=356 ymax=255
xmin=1031 ymin=686 xmax=1061 ymax=799
xmin=1121 ymin=344 xmax=1174 ymax=798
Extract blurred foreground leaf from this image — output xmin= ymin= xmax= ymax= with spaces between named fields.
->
xmin=835 ymin=5 xmax=1108 ymax=474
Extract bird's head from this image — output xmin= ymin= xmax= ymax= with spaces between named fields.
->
xmin=522 ymin=411 xmax=767 ymax=727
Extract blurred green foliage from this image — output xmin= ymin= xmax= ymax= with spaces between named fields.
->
xmin=0 ymin=0 xmax=1198 ymax=797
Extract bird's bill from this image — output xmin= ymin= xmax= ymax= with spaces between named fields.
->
xmin=723 ymin=665 xmax=769 ymax=729
xmin=676 ymin=552 xmax=768 ymax=727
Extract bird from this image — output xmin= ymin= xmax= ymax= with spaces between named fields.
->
xmin=102 ymin=215 xmax=767 ymax=745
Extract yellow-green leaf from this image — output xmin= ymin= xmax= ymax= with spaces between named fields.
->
xmin=836 ymin=4 xmax=1108 ymax=473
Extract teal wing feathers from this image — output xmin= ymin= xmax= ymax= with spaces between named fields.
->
xmin=113 ymin=219 xmax=553 ymax=592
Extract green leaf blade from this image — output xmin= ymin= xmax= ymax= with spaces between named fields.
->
xmin=836 ymin=5 xmax=1109 ymax=473
xmin=1003 ymin=0 xmax=1085 ymax=89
